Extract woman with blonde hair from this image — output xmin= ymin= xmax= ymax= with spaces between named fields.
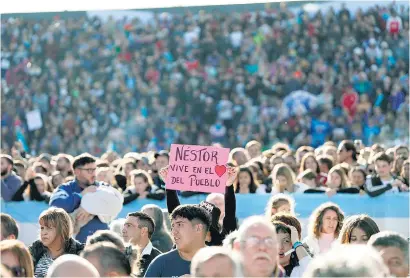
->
xmin=303 ymin=202 xmax=345 ymax=256
xmin=122 ymin=169 xmax=165 ymax=204
xmin=0 ymin=239 xmax=34 ymax=277
xmin=271 ymin=163 xmax=308 ymax=194
xmin=29 ymin=207 xmax=84 ymax=277
xmin=338 ymin=214 xmax=380 ymax=244
xmin=265 ymin=194 xmax=296 ymax=218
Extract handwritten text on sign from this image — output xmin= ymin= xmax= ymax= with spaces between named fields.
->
xmin=166 ymin=144 xmax=230 ymax=193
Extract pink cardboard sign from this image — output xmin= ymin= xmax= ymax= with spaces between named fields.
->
xmin=166 ymin=144 xmax=230 ymax=194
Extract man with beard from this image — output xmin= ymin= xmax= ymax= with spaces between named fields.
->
xmin=50 ymin=153 xmax=110 ymax=243
xmin=1 ymin=155 xmax=22 ymax=202
xmin=236 ymin=216 xmax=285 ymax=277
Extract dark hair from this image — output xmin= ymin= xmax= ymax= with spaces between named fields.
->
xmin=0 ymin=213 xmax=19 ymax=239
xmin=338 ymin=215 xmax=380 ymax=244
xmin=300 ymin=153 xmax=320 ymax=174
xmin=82 ymin=242 xmax=131 ymax=276
xmin=349 ymin=167 xmax=367 ymax=182
xmin=339 ymin=140 xmax=357 ymax=161
xmin=373 ymin=152 xmax=392 ymax=164
xmin=299 ymin=169 xmax=317 ymax=181
xmin=170 ymin=205 xmax=211 ymax=234
xmin=318 ymin=156 xmax=334 ymax=171
xmin=72 ymin=154 xmax=96 ymax=169
xmin=368 ymin=231 xmax=409 ymax=262
xmin=272 ymin=221 xmax=291 ymax=235
xmin=127 ymin=212 xmax=156 ymax=239
xmin=309 ymin=202 xmax=345 ymax=238
xmin=86 ymin=230 xmax=125 ymax=250
xmin=271 ymin=213 xmax=302 ymax=239
xmin=234 ymin=166 xmax=259 ymax=193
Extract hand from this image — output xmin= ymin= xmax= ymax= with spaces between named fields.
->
xmin=76 ymin=207 xmax=91 ymax=222
xmin=287 ymin=225 xmax=299 ymax=245
xmin=326 ymin=188 xmax=337 ymax=198
xmin=81 ymin=186 xmax=97 ymax=197
xmin=225 ymin=166 xmax=238 ymax=186
xmin=400 ymin=184 xmax=409 ymax=192
xmin=159 ymin=166 xmax=169 ymax=182
xmin=392 ymin=179 xmax=403 ymax=188
xmin=25 ymin=167 xmax=36 ymax=181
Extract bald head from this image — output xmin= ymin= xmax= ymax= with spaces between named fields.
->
xmin=46 ymin=254 xmax=100 ymax=277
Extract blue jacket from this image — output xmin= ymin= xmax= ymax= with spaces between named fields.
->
xmin=49 ymin=179 xmax=108 ymax=243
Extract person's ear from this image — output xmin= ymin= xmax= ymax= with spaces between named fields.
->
xmin=6 ymin=234 xmax=16 ymax=240
xmin=106 ymin=271 xmax=121 ymax=277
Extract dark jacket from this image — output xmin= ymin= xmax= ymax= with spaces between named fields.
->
xmin=11 ymin=179 xmax=50 ymax=203
xmin=147 ymin=205 xmax=173 ymax=253
xmin=123 ymin=186 xmax=165 ymax=205
xmin=364 ymin=175 xmax=401 ymax=197
xmin=29 ymin=238 xmax=84 ymax=269
xmin=166 ymin=184 xmax=238 ymax=246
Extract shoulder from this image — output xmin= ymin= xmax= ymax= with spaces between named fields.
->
xmin=54 ymin=180 xmax=77 ymax=192
xmin=29 ymin=240 xmax=45 ymax=258
xmin=66 ymin=238 xmax=84 ymax=254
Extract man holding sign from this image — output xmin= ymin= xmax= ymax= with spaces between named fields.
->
xmin=160 ymin=144 xmax=238 ymax=246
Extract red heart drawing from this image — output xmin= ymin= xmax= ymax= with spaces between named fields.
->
xmin=215 ymin=165 xmax=227 ymax=177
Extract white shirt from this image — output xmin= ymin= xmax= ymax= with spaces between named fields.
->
xmin=141 ymin=241 xmax=154 ymax=256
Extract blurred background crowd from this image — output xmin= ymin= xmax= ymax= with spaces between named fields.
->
xmin=1 ymin=2 xmax=409 ymax=156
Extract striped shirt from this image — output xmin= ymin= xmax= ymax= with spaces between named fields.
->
xmin=34 ymin=252 xmax=54 ymax=277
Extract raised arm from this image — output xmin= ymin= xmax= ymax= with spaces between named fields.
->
xmin=223 ymin=167 xmax=238 ymax=233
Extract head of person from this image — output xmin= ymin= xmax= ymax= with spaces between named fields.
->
xmin=271 ymin=213 xmax=302 ymax=240
xmin=393 ymin=156 xmax=406 ymax=176
xmin=265 ymin=194 xmax=295 ymax=218
xmin=296 ymin=146 xmax=314 ymax=165
xmin=229 ymin=148 xmax=250 ymax=166
xmin=300 ymin=153 xmax=320 ymax=174
xmin=1 ymin=155 xmax=14 ymax=177
xmin=318 ymin=155 xmax=334 ymax=174
xmin=122 ymin=212 xmax=155 ymax=246
xmin=129 ymin=169 xmax=153 ymax=194
xmin=123 ymin=158 xmax=137 ymax=178
xmin=56 ymin=154 xmax=72 ymax=172
xmin=96 ymin=167 xmax=113 ymax=184
xmin=371 ymin=143 xmax=385 ymax=156
xmin=140 ymin=204 xmax=168 ymax=232
xmin=323 ymin=146 xmax=338 ymax=162
xmin=72 ymin=154 xmax=97 ymax=186
xmin=308 ymin=202 xmax=344 ymax=238
xmin=86 ymin=230 xmax=125 ymax=252
xmin=46 ymin=254 xmax=99 ymax=277
xmin=368 ymin=231 xmax=409 ymax=277
xmin=1 ymin=213 xmax=19 ymax=241
xmin=374 ymin=152 xmax=393 ymax=178
xmin=303 ymin=244 xmax=390 ymax=277
xmin=191 ymin=247 xmax=242 ymax=277
xmin=33 ymin=162 xmax=48 ymax=175
xmin=39 ymin=154 xmax=52 ymax=170
xmin=283 ymin=152 xmax=297 ymax=172
xmin=154 ymin=151 xmax=169 ymax=172
xmin=269 ymin=155 xmax=285 ymax=171
xmin=234 ymin=166 xmax=259 ymax=193
xmin=81 ymin=242 xmax=131 ymax=277
xmin=32 ymin=173 xmax=52 ymax=194
xmin=237 ymin=216 xmax=279 ymax=277
xmin=13 ymin=160 xmax=26 ymax=180
xmin=349 ymin=167 xmax=367 ymax=187
xmin=298 ymin=169 xmax=317 ymax=188
xmin=50 ymin=171 xmax=64 ymax=188
xmin=327 ymin=166 xmax=348 ymax=189
xmin=338 ymin=214 xmax=380 ymax=244
xmin=246 ymin=140 xmax=262 ymax=159
xmin=271 ymin=221 xmax=296 ymax=268
xmin=205 ymin=193 xmax=225 ymax=223
xmin=395 ymin=146 xmax=409 ymax=160
xmin=38 ymin=207 xmax=73 ymax=250
xmin=170 ymin=205 xmax=211 ymax=252
xmin=271 ymin=163 xmax=295 ymax=193
xmin=337 ymin=140 xmax=357 ymax=163
xmin=0 ymin=239 xmax=34 ymax=277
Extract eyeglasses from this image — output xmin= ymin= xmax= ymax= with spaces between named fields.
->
xmin=242 ymin=236 xmax=276 ymax=248
xmin=4 ymin=265 xmax=26 ymax=277
xmin=78 ymin=168 xmax=96 ymax=174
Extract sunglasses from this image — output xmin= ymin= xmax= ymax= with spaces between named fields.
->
xmin=4 ymin=265 xmax=26 ymax=277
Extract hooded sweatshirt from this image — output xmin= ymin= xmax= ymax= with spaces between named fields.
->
xmin=142 ymin=204 xmax=173 ymax=253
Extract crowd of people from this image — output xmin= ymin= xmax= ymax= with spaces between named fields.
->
xmin=1 ymin=137 xmax=409 ymax=277
xmin=1 ymin=2 xmax=409 ymax=156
